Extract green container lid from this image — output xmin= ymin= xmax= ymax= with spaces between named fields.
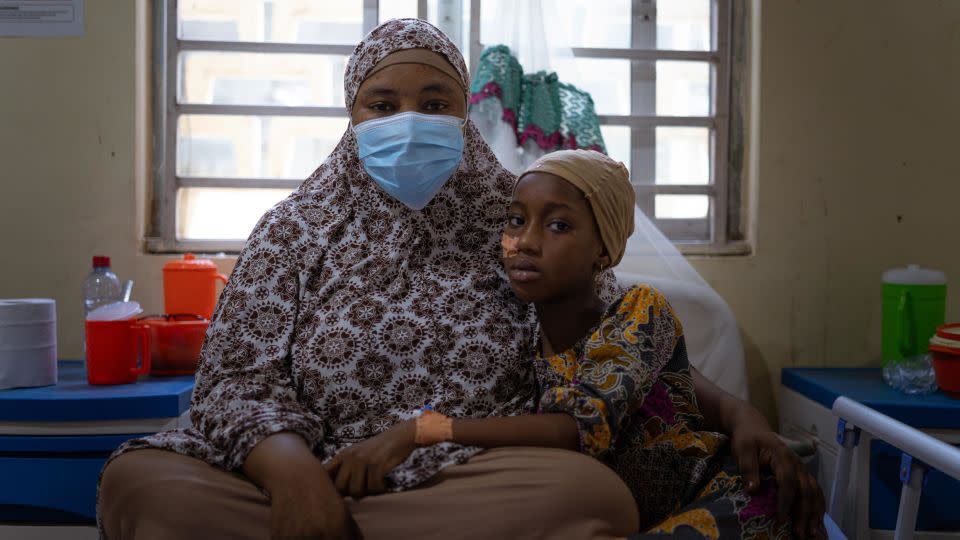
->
xmin=882 ymin=265 xmax=947 ymax=286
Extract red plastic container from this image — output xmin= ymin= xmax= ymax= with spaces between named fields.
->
xmin=929 ymin=323 xmax=960 ymax=398
xmin=163 ymin=254 xmax=228 ymax=320
xmin=85 ymin=319 xmax=151 ymax=385
xmin=138 ymin=314 xmax=209 ymax=376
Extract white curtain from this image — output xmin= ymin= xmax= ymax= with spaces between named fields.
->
xmin=617 ymin=208 xmax=749 ymax=400
xmin=470 ymin=0 xmax=577 ymax=174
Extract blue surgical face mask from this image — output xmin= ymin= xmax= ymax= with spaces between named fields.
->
xmin=352 ymin=111 xmax=465 ymax=210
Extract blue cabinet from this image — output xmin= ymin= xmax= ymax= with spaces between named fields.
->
xmin=780 ymin=368 xmax=960 ymax=540
xmin=0 ymin=362 xmax=194 ymax=523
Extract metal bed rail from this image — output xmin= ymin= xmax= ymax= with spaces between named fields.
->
xmin=829 ymin=396 xmax=960 ymax=540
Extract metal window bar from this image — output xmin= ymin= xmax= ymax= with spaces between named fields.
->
xmin=157 ymin=0 xmax=178 ymax=250
xmin=177 ymin=104 xmax=347 ymax=117
xmin=630 ymin=0 xmax=655 ymax=220
xmin=570 ymin=47 xmax=718 ymax=62
xmin=152 ymin=0 xmax=734 ymax=252
xmin=828 ymin=396 xmax=960 ymax=540
xmin=149 ymin=0 xmax=168 ymax=246
xmin=712 ymin=0 xmax=732 ymax=247
xmin=177 ymin=40 xmax=355 ymax=55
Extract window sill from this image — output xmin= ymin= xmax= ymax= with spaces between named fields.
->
xmin=144 ymin=237 xmax=245 ymax=255
xmin=146 ymin=236 xmax=753 ymax=258
xmin=677 ymin=240 xmax=752 ymax=257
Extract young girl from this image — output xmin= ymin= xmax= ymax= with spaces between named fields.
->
xmin=327 ymin=150 xmax=794 ymax=539
xmin=500 ymin=149 xmax=741 ymax=533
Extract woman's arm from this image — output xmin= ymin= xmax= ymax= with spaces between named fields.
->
xmin=243 ymin=432 xmax=331 ymax=493
xmin=190 ymin=204 xmax=326 ymax=471
xmin=691 ymin=366 xmax=742 ymax=434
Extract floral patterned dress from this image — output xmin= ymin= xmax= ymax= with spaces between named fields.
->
xmin=535 ymin=284 xmax=791 ymax=539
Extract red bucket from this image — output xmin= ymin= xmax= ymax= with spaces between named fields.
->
xmin=137 ymin=314 xmax=208 ymax=376
xmin=929 ymin=323 xmax=960 ymax=398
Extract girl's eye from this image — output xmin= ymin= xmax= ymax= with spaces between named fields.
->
xmin=548 ymin=221 xmax=571 ymax=232
xmin=370 ymin=102 xmax=393 ymax=112
xmin=506 ymin=215 xmax=524 ymax=227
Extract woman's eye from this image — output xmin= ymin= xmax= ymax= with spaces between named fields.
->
xmin=424 ymin=101 xmax=448 ymax=111
xmin=548 ymin=221 xmax=570 ymax=232
xmin=370 ymin=102 xmax=393 ymax=112
xmin=506 ymin=215 xmax=524 ymax=227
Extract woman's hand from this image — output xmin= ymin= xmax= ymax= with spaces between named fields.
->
xmin=729 ymin=405 xmax=826 ymax=540
xmin=243 ymin=432 xmax=362 ymax=539
xmin=268 ymin=462 xmax=362 ymax=540
xmin=324 ymin=420 xmax=417 ymax=498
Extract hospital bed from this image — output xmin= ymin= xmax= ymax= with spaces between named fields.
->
xmin=827 ymin=396 xmax=960 ymax=540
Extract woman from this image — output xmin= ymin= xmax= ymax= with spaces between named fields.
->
xmin=100 ymin=19 xmax=822 ymax=540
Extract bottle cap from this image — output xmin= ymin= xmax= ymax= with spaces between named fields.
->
xmin=92 ymin=256 xmax=111 ymax=268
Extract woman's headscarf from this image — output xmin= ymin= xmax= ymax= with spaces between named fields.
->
xmin=519 ymin=149 xmax=635 ymax=266
xmin=286 ymin=17 xmax=537 ymax=427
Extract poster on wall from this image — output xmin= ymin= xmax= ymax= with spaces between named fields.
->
xmin=0 ymin=0 xmax=84 ymax=37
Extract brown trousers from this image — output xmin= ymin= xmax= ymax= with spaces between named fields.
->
xmin=100 ymin=447 xmax=639 ymax=540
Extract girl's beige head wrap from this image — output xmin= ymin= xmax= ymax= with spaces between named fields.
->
xmin=518 ymin=149 xmax=635 ymax=266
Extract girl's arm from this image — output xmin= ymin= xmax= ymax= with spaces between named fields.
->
xmin=323 ymin=413 xmax=580 ymax=498
xmin=451 ymin=413 xmax=580 ymax=450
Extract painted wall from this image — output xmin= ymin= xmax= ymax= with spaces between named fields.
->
xmin=686 ymin=0 xmax=960 ymax=419
xmin=1 ymin=1 xmax=957 ymax=422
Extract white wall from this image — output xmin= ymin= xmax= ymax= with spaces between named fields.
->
xmin=1 ymin=0 xmax=957 ymax=422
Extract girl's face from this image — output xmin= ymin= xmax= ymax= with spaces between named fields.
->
xmin=503 ymin=172 xmax=610 ymax=304
xmin=350 ymin=63 xmax=467 ymax=124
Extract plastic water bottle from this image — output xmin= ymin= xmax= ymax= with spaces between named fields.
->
xmin=882 ymin=354 xmax=939 ymax=395
xmin=82 ymin=256 xmax=122 ymax=359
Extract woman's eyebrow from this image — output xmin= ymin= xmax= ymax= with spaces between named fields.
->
xmin=420 ymin=82 xmax=456 ymax=95
xmin=360 ymin=86 xmax=398 ymax=98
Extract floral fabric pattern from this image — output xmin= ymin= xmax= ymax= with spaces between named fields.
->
xmin=536 ymin=285 xmax=791 ymax=539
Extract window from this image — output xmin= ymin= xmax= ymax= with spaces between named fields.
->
xmin=149 ymin=0 xmax=742 ymax=252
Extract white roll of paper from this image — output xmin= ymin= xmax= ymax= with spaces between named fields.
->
xmin=0 ymin=299 xmax=58 ymax=389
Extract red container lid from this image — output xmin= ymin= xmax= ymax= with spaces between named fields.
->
xmin=163 ymin=253 xmax=218 ymax=272
xmin=138 ymin=314 xmax=209 ymax=326
xmin=935 ymin=324 xmax=960 ymax=341
xmin=929 ymin=323 xmax=960 ymax=352
xmin=92 ymin=255 xmax=111 ymax=268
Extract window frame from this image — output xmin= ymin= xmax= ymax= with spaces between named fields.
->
xmin=148 ymin=0 xmax=745 ymax=254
